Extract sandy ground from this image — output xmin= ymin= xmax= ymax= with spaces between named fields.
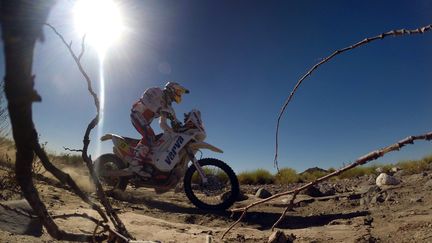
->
xmin=1 ymin=165 xmax=432 ymax=242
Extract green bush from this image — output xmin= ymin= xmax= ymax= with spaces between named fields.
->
xmin=274 ymin=168 xmax=299 ymax=184
xmin=237 ymin=169 xmax=274 ymax=185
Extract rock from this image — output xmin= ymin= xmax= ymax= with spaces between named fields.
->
xmin=355 ymin=234 xmax=378 ymax=243
xmin=268 ymin=230 xmax=286 ymax=243
xmin=355 ymin=185 xmax=380 ymax=195
xmin=255 ymin=188 xmax=272 ymax=199
xmin=238 ymin=191 xmax=249 ymax=201
xmin=406 ymin=174 xmax=424 ymax=182
xmin=0 ymin=199 xmax=42 ymax=236
xmin=424 ymin=179 xmax=432 ymax=189
xmin=390 ymin=167 xmax=401 ymax=173
xmin=375 ymin=167 xmax=384 ymax=173
xmin=385 ymin=192 xmax=396 ymax=202
xmin=286 ymin=233 xmax=296 ymax=242
xmin=220 ymin=191 xmax=248 ymax=202
xmin=328 ymin=219 xmax=352 ymax=225
xmin=376 ymin=173 xmax=400 ymax=187
xmin=363 ymin=215 xmax=373 ymax=226
xmin=348 ymin=193 xmax=362 ymax=200
xmin=206 ymin=235 xmax=213 ymax=243
xmin=393 ymin=170 xmax=405 ymax=178
xmin=370 ymin=193 xmax=385 ymax=204
xmin=360 ymin=197 xmax=370 ymax=206
xmin=410 ymin=197 xmax=423 ymax=203
xmin=367 ymin=175 xmax=377 ymax=185
xmin=268 ymin=230 xmax=295 ymax=243
xmin=302 ymin=183 xmax=335 ymax=197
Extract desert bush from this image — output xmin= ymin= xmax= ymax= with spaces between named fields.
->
xmin=237 ymin=169 xmax=274 ymax=185
xmin=53 ymin=153 xmax=84 ymax=167
xmin=191 ymin=167 xmax=229 ymax=184
xmin=0 ymin=159 xmax=20 ymax=200
xmin=274 ymin=168 xmax=299 ymax=184
xmin=396 ymin=157 xmax=430 ymax=174
xmin=422 ymin=154 xmax=432 ymax=164
xmin=298 ymin=170 xmax=328 ymax=182
xmin=338 ymin=166 xmax=376 ymax=179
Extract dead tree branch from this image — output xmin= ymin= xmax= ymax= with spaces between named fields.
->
xmin=223 ymin=131 xmax=432 ymax=238
xmin=0 ymin=1 xmax=109 ymax=241
xmin=45 ymin=23 xmax=133 ymax=240
xmin=274 ymin=24 xmax=432 ymax=170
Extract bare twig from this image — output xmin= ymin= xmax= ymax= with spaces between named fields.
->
xmin=46 ymin=23 xmax=133 ymax=240
xmin=62 ymin=146 xmax=83 ymax=153
xmin=223 ymin=132 xmax=432 ymax=238
xmin=274 ymin=24 xmax=432 ymax=170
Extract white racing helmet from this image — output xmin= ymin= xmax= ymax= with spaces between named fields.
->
xmin=164 ymin=82 xmax=189 ymax=104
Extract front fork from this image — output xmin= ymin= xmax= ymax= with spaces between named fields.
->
xmin=185 ymin=146 xmax=208 ymax=184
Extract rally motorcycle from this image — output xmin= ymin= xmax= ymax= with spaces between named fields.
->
xmin=94 ymin=109 xmax=239 ymax=210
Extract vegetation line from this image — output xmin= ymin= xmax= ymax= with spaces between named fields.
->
xmin=223 ymin=131 xmax=432 ymax=238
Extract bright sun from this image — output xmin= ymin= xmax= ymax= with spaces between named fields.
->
xmin=73 ymin=0 xmax=124 ymax=54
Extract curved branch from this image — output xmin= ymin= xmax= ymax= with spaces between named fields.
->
xmin=274 ymin=24 xmax=432 ymax=170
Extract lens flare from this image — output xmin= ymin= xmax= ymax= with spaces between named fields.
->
xmin=73 ymin=0 xmax=122 ymax=156
xmin=73 ymin=0 xmax=124 ymax=54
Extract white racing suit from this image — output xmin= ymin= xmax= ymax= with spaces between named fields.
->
xmin=130 ymin=87 xmax=175 ymax=177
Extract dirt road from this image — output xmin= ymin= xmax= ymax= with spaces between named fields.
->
xmin=1 ymin=166 xmax=431 ymax=242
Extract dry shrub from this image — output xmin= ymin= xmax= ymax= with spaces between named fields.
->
xmin=191 ymin=167 xmax=230 ymax=184
xmin=54 ymin=153 xmax=84 ymax=168
xmin=238 ymin=169 xmax=274 ymax=185
xmin=396 ymin=155 xmax=432 ymax=174
xmin=338 ymin=166 xmax=376 ymax=179
xmin=298 ymin=170 xmax=328 ymax=182
xmin=274 ymin=168 xmax=299 ymax=184
xmin=0 ymin=157 xmax=20 ymax=200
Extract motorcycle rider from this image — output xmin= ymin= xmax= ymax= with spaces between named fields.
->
xmin=127 ymin=82 xmax=189 ymax=177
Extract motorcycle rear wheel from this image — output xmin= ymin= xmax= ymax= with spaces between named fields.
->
xmin=93 ymin=153 xmax=129 ymax=191
xmin=183 ymin=158 xmax=239 ymax=210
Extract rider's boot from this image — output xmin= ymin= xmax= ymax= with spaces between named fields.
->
xmin=125 ymin=144 xmax=152 ymax=178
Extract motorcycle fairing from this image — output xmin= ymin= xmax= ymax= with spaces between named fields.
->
xmin=151 ymin=132 xmax=194 ymax=172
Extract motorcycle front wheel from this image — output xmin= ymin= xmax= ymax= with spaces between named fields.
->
xmin=183 ymin=158 xmax=239 ymax=210
xmin=93 ymin=153 xmax=129 ymax=191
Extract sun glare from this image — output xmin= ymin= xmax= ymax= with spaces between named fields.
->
xmin=73 ymin=0 xmax=124 ymax=54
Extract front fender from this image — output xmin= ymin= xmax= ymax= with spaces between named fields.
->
xmin=189 ymin=142 xmax=223 ymax=153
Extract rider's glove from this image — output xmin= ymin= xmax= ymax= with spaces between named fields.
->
xmin=171 ymin=119 xmax=182 ymax=131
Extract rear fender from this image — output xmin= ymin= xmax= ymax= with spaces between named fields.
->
xmin=101 ymin=134 xmax=133 ymax=161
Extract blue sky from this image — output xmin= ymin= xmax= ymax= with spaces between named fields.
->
xmin=1 ymin=0 xmax=431 ymax=173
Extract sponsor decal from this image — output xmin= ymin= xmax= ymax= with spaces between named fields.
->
xmin=164 ymin=136 xmax=184 ymax=165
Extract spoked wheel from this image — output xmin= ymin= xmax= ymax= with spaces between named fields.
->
xmin=93 ymin=153 xmax=129 ymax=191
xmin=184 ymin=158 xmax=239 ymax=210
